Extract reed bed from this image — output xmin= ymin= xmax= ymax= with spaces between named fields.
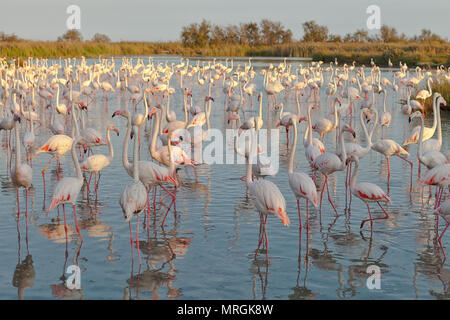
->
xmin=1 ymin=41 xmax=449 ymax=67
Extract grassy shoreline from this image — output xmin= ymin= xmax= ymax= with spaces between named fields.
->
xmin=1 ymin=41 xmax=449 ymax=67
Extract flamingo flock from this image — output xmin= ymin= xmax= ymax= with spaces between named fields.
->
xmin=0 ymin=55 xmax=449 ymax=270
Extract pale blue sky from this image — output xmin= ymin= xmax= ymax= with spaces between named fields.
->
xmin=1 ymin=0 xmax=448 ymax=41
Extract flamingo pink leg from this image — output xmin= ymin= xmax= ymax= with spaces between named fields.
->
xmin=73 ymin=204 xmax=83 ymax=241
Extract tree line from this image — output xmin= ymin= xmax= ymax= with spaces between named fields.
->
xmin=180 ymin=19 xmax=447 ymax=47
xmin=0 ymin=19 xmax=446 ymax=46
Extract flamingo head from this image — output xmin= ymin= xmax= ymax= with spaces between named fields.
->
xmin=13 ymin=114 xmax=20 ymax=123
xmin=148 ymin=106 xmax=160 ymax=119
xmin=205 ymin=96 xmax=214 ymax=102
xmin=343 ymin=124 xmax=356 ymax=138
xmin=112 ymin=110 xmax=129 ymax=118
xmin=298 ymin=117 xmax=307 ymax=123
xmin=108 ymin=125 xmax=119 ymax=136
xmin=345 ymin=154 xmax=359 ymax=165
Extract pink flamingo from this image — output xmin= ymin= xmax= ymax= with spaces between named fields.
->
xmin=420 ymin=163 xmax=450 ymax=209
xmin=48 ymin=136 xmax=87 ymax=241
xmin=313 ymin=124 xmax=355 ymax=215
xmin=120 ymin=125 xmax=148 ymax=266
xmin=113 ymin=109 xmax=178 ymax=225
xmin=435 ymin=198 xmax=450 ymax=260
xmin=303 ymin=104 xmax=325 ymax=167
xmin=11 ymin=116 xmax=32 ymax=219
xmin=79 ymin=125 xmax=119 ymax=199
xmin=288 ymin=117 xmax=319 ymax=231
xmin=245 ymin=133 xmax=289 ymax=262
xmin=369 ymin=109 xmax=413 ymax=185
xmin=312 ymin=97 xmax=341 ymax=142
xmin=347 ymin=155 xmax=391 ymax=230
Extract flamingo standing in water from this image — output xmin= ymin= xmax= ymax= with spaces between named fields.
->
xmin=434 ymin=198 xmax=450 ymax=259
xmin=313 ymin=124 xmax=355 ymax=215
xmin=79 ymin=125 xmax=119 ymax=199
xmin=312 ymin=97 xmax=341 ymax=142
xmin=244 ymin=130 xmax=289 ymax=262
xmin=369 ymin=109 xmax=413 ymax=186
xmin=119 ymin=125 xmax=148 ymax=266
xmin=113 ymin=109 xmax=178 ymax=225
xmin=48 ymin=136 xmax=87 ymax=241
xmin=11 ymin=116 xmax=32 ymax=219
xmin=287 ymin=117 xmax=319 ymax=231
xmin=420 ymin=163 xmax=450 ymax=209
xmin=347 ymin=155 xmax=391 ymax=230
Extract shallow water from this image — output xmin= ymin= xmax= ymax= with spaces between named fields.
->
xmin=1 ymin=56 xmax=449 ymax=300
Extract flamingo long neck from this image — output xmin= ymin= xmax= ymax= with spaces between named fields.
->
xmin=350 ymin=158 xmax=359 ymax=191
xmin=143 ymin=92 xmax=149 ymax=118
xmin=437 ymin=97 xmax=442 ymax=147
xmin=359 ymin=110 xmax=372 ymax=149
xmin=71 ymin=106 xmax=80 ymax=138
xmin=14 ymin=120 xmax=20 ymax=168
xmin=183 ymin=93 xmax=188 ymax=124
xmin=245 ymin=136 xmax=253 ymax=186
xmin=150 ymin=109 xmax=160 ymax=160
xmin=417 ymin=114 xmax=424 ymax=158
xmin=332 ymin=99 xmax=339 ymax=129
xmin=278 ymin=104 xmax=284 ymax=120
xmin=430 ymin=92 xmax=438 ymax=133
xmin=295 ymin=90 xmax=301 ymax=119
xmin=288 ymin=121 xmax=297 ymax=174
xmin=56 ymin=85 xmax=60 ymax=107
xmin=72 ymin=137 xmax=83 ymax=181
xmin=307 ymin=104 xmax=313 ymax=146
xmin=107 ymin=127 xmax=114 ymax=160
xmin=339 ymin=126 xmax=347 ymax=169
xmin=427 ymin=78 xmax=432 ymax=95
xmin=132 ymin=126 xmax=139 ymax=181
xmin=122 ymin=113 xmax=132 ymax=172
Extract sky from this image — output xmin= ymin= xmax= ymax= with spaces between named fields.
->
xmin=1 ymin=0 xmax=448 ymax=42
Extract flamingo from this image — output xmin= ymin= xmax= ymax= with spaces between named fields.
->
xmin=434 ymin=198 xmax=450 ymax=259
xmin=312 ymin=97 xmax=341 ymax=142
xmin=304 ymin=104 xmax=325 ymax=166
xmin=288 ymin=117 xmax=319 ymax=231
xmin=409 ymin=111 xmax=447 ymax=173
xmin=244 ymin=130 xmax=289 ymax=262
xmin=149 ymin=105 xmax=195 ymax=167
xmin=422 ymin=94 xmax=445 ymax=153
xmin=11 ymin=116 xmax=32 ymax=219
xmin=112 ymin=109 xmax=178 ymax=210
xmin=415 ymin=77 xmax=433 ymax=109
xmin=403 ymin=92 xmax=440 ymax=146
xmin=420 ymin=164 xmax=450 ymax=209
xmin=119 ymin=125 xmax=147 ymax=265
xmin=370 ymin=109 xmax=413 ymax=185
xmin=379 ymin=88 xmax=391 ymax=138
xmin=48 ymin=136 xmax=87 ymax=241
xmin=80 ymin=125 xmax=119 ymax=199
xmin=313 ymin=124 xmax=355 ymax=215
xmin=347 ymin=155 xmax=391 ymax=230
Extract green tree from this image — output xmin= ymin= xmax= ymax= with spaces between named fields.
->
xmin=379 ymin=25 xmax=399 ymax=42
xmin=302 ymin=20 xmax=328 ymax=42
xmin=260 ymin=19 xmax=292 ymax=45
xmin=180 ymin=20 xmax=212 ymax=47
xmin=91 ymin=33 xmax=110 ymax=43
xmin=57 ymin=29 xmax=83 ymax=42
xmin=239 ymin=22 xmax=260 ymax=45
